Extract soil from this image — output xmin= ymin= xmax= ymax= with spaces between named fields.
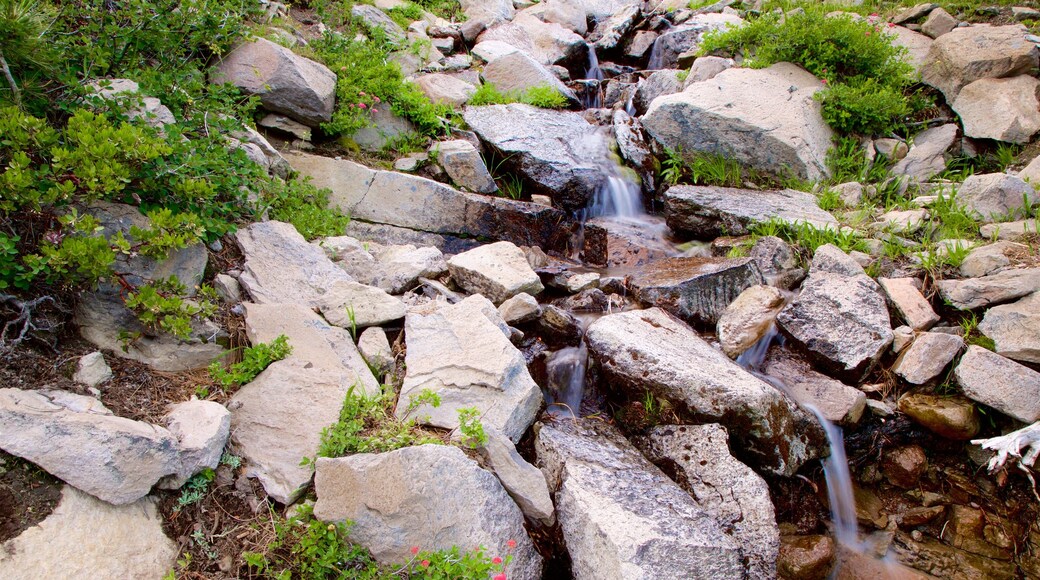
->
xmin=0 ymin=452 xmax=63 ymax=544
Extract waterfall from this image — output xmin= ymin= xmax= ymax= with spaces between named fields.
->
xmin=580 ymin=45 xmax=604 ymax=109
xmin=585 ymin=45 xmax=604 ymax=81
xmin=585 ymin=174 xmax=644 ymax=221
xmin=545 ymin=344 xmax=589 ymax=418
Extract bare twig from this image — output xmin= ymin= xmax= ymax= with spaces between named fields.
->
xmin=972 ymin=422 xmax=1040 ymax=501
xmin=0 ymin=293 xmax=65 ymax=351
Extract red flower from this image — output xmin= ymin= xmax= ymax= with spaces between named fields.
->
xmin=506 ymin=539 xmax=517 ymax=549
xmin=887 ymin=22 xmax=895 ymax=27
xmin=821 ymin=78 xmax=828 ymax=85
xmin=421 ymin=560 xmax=430 ymax=568
xmin=493 ymin=574 xmax=507 ymax=580
xmin=865 ymin=29 xmax=872 ymax=35
xmin=492 ymin=556 xmax=503 ymax=564
xmin=411 ymin=546 xmax=420 ymax=555
xmin=358 ymin=103 xmax=367 ymax=109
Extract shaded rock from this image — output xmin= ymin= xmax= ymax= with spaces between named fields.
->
xmin=936 ymin=267 xmax=1040 ymax=309
xmin=350 ymin=105 xmax=417 ymax=152
xmin=481 ymin=51 xmax=579 ymax=106
xmin=0 ymin=486 xmax=176 ymax=579
xmin=161 ymin=400 xmax=231 ymax=489
xmin=647 ymin=14 xmax=743 ymax=69
xmin=477 ymin=427 xmax=555 ymax=526
xmin=644 ymin=63 xmax=833 ymax=181
xmin=978 ymin=291 xmax=1040 ymax=363
xmin=959 ymin=241 xmax=1026 ymax=278
xmin=811 ymin=244 xmax=866 ymax=277
xmin=893 ymin=332 xmax=964 ymax=385
xmin=498 ymin=292 xmax=542 ymax=324
xmin=585 ymin=308 xmax=822 ymax=475
xmin=314 ymin=445 xmax=542 ymax=580
xmin=629 ymin=256 xmax=764 ymax=325
xmin=581 ymin=216 xmax=674 ymax=268
xmin=537 ymin=304 xmax=585 ymax=347
xmin=954 ymin=345 xmax=1040 ymax=423
xmin=921 ymin=7 xmax=957 ymax=38
xmin=317 ymin=280 xmax=406 ymax=328
xmin=888 ymin=26 xmax=934 ymax=76
xmin=395 ymin=295 xmax=542 ymax=442
xmin=612 ymin=110 xmax=658 ymax=192
xmin=351 ymin=4 xmax=406 ymax=44
xmin=87 ymin=78 xmax=176 ymax=128
xmin=878 ymin=277 xmax=940 ymax=330
xmin=357 ymin=327 xmax=394 ymax=378
xmin=0 ymin=389 xmax=179 ymax=505
xmin=588 ymin=3 xmax=640 ymax=50
xmin=762 ymin=349 xmax=867 ymax=426
xmin=633 ymin=69 xmax=683 ymax=116
xmin=778 ymin=535 xmax=835 ymax=580
xmin=73 ymin=352 xmax=112 ymax=388
xmin=898 ymin=393 xmax=980 ymax=440
xmin=979 ymin=218 xmax=1040 ymax=241
xmin=535 ymin=419 xmax=745 ymax=579
xmin=415 ymin=73 xmax=476 ymax=106
xmin=448 ymin=241 xmax=544 ymax=304
xmin=874 ymin=139 xmax=909 ymax=161
xmin=890 ymin=123 xmax=958 ymax=182
xmin=953 ymin=76 xmax=1040 ymax=144
xmin=921 ymin=24 xmax=1039 ymax=102
xmin=956 ymin=173 xmax=1036 ymax=222
xmin=435 ymin=139 xmax=497 ymax=194
xmin=626 ymin=30 xmax=659 ymax=59
xmin=210 ymin=38 xmax=336 ymax=126
xmin=213 ymin=273 xmax=241 ymax=303
xmin=259 ymin=113 xmax=311 ymax=141
xmin=665 ymin=185 xmax=839 ymax=239
xmin=882 ymin=444 xmax=928 ymax=488
xmin=717 ymin=285 xmax=785 ymax=358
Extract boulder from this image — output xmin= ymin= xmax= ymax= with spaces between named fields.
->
xmin=921 ymin=7 xmax=958 ymax=38
xmin=890 ymin=123 xmax=958 ymax=183
xmin=498 ymin=292 xmax=542 ymax=324
xmin=893 ymin=332 xmax=964 ymax=385
xmin=415 ymin=73 xmax=477 ymax=106
xmin=588 ymin=4 xmax=640 ymax=50
xmin=810 ymin=244 xmax=866 ymax=277
xmin=73 ymin=352 xmax=112 ymax=388
xmin=0 ymin=486 xmax=177 ymax=579
xmin=316 ymin=280 xmax=406 ymax=328
xmin=954 ymin=345 xmax=1040 ymax=423
xmin=210 ymin=38 xmax=336 ymax=127
xmin=476 ymin=427 xmax=555 ymax=525
xmin=447 ymin=241 xmax=544 ymax=304
xmin=314 ymin=445 xmax=542 ymax=580
xmin=633 ymin=69 xmax=683 ymax=116
xmin=160 ymin=400 xmax=231 ymax=489
xmin=956 ymin=173 xmax=1037 ymax=222
xmin=580 ymin=216 xmax=674 ymax=268
xmin=898 ymin=393 xmax=980 ymax=440
xmin=351 ymin=4 xmax=406 ymax=45
xmin=888 ymin=26 xmax=934 ymax=76
xmin=953 ymin=76 xmax=1040 ymax=144
xmin=629 ymin=256 xmax=765 ymax=325
xmin=716 ymin=284 xmax=785 ymax=358
xmin=585 ymin=308 xmax=822 ymax=475
xmin=762 ymin=349 xmax=867 ymax=426
xmin=0 ymin=389 xmax=179 ymax=505
xmin=664 ymin=185 xmax=839 ymax=239
xmin=959 ymin=241 xmax=1026 ymax=278
xmin=776 ymin=272 xmax=893 ymax=381
xmin=641 ymin=424 xmax=779 ymax=580
xmin=435 ymin=139 xmax=498 ymax=194
xmin=878 ymin=277 xmax=940 ymax=330
xmin=459 ymin=0 xmax=514 ymax=27
xmin=643 ymin=63 xmax=834 ymax=181
xmin=978 ymin=291 xmax=1040 ymax=363
xmin=646 ymin=14 xmax=744 ymax=69
xmin=481 ymin=51 xmax=579 ymax=106
xmin=523 ymin=0 xmax=588 ymax=35
xmin=395 ymin=295 xmax=542 ymax=442
xmin=535 ymin=420 xmax=746 ymax=579
xmin=936 ymin=267 xmax=1040 ymax=310
xmin=921 ymin=24 xmax=1039 ymax=102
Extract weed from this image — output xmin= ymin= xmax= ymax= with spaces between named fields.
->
xmin=925 ymin=189 xmax=980 ymax=240
xmin=752 ymin=218 xmax=867 ymax=255
xmin=208 ymin=334 xmax=292 ymax=390
xmin=959 ymin=312 xmax=996 ymax=350
xmin=344 ymin=305 xmax=358 ymax=341
xmin=817 ymin=187 xmax=844 ymax=212
xmin=468 ymin=82 xmax=570 ymax=109
xmin=455 ymin=406 xmax=488 ymax=448
xmin=660 ymin=147 xmax=687 ymax=186
xmin=175 ymin=468 xmax=215 ymax=511
xmin=468 ymin=82 xmax=511 ymax=106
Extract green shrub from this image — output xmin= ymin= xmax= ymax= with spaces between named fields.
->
xmin=125 ymin=276 xmax=218 ymax=341
xmin=817 ymin=79 xmax=910 ymax=136
xmin=467 ymin=82 xmax=570 ymax=109
xmin=209 ymin=334 xmax=292 ymax=389
xmin=468 ymin=82 xmax=511 ymax=106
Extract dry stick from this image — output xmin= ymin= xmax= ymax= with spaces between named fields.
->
xmin=0 ymin=51 xmax=21 ymax=108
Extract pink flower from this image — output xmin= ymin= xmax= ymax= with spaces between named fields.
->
xmin=865 ymin=29 xmax=872 ymax=35
xmin=371 ymin=108 xmax=378 ymax=114
xmin=821 ymin=78 xmax=828 ymax=85
xmin=506 ymin=539 xmax=517 ymax=550
xmin=359 ymin=91 xmax=366 ymax=96
xmin=358 ymin=102 xmax=367 ymax=109
xmin=373 ymin=96 xmax=381 ymax=103
xmin=411 ymin=546 xmax=420 ymax=555
xmin=887 ymin=22 xmax=895 ymax=27
xmin=493 ymin=574 xmax=507 ymax=580
xmin=421 ymin=560 xmax=430 ymax=568
xmin=492 ymin=556 xmax=503 ymax=565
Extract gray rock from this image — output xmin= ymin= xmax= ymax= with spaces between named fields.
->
xmin=0 ymin=389 xmax=179 ymax=505
xmin=498 ymin=292 xmax=542 ymax=324
xmin=357 ymin=327 xmax=395 ymax=377
xmin=750 ymin=236 xmax=804 ymax=289
xmin=231 ymin=122 xmax=292 ymax=177
xmin=641 ymin=424 xmax=779 ymax=580
xmin=978 ymin=218 xmax=1040 ymax=241
xmin=585 ymin=308 xmax=822 ymax=475
xmin=415 ymin=73 xmax=477 ymax=106
xmin=588 ymin=3 xmax=640 ymax=50
xmin=536 ymin=419 xmax=745 ymax=579
xmin=633 ymin=69 xmax=683 ymax=116
xmin=894 ymin=332 xmax=964 ymax=385
xmin=259 ymin=113 xmax=312 ymax=141
xmin=921 ymin=7 xmax=957 ymax=38
xmin=161 ymin=400 xmax=231 ymax=489
xmin=0 ymin=486 xmax=177 ymax=579
xmin=665 ymin=185 xmax=839 ymax=239
xmin=777 ymin=272 xmax=893 ymax=381
xmin=765 ymin=349 xmax=867 ymax=426
xmin=339 ymin=242 xmax=448 ymax=295
xmin=317 ymin=280 xmax=406 ymax=328
xmin=890 ymin=123 xmax=958 ymax=182
xmin=921 ymin=24 xmax=1039 ymax=102
xmin=954 ymin=345 xmax=1040 ymax=423
xmin=717 ymin=285 xmax=785 ymax=358
xmin=626 ymin=30 xmax=659 ymax=59
xmin=351 ymin=4 xmax=406 ymax=45
xmin=612 ymin=110 xmax=658 ymax=192
xmin=956 ymin=173 xmax=1036 ymax=222
xmin=460 ymin=0 xmax=514 ymax=26
xmin=581 ymin=216 xmax=675 ymax=268
xmin=210 ymin=38 xmax=336 ymax=127
xmin=811 ymin=244 xmax=866 ymax=277
xmin=892 ymin=3 xmax=939 ymax=24
xmin=893 ymin=325 xmax=915 ymax=353
xmin=643 ymin=63 xmax=833 ymax=181
xmin=979 ymin=291 xmax=1040 ymax=363
xmin=448 ymin=241 xmax=544 ymax=304
xmin=87 ymin=78 xmax=176 ymax=128
xmin=472 ymin=39 xmax=521 ymax=62
xmin=960 ymin=241 xmax=1028 ymax=278
xmin=435 ymin=139 xmax=498 ymax=194
xmin=629 ymin=257 xmax=765 ymax=325
xmin=314 ymin=445 xmax=542 ymax=579
xmin=350 ymin=106 xmax=417 ymax=152
xmin=874 ymin=139 xmax=909 ymax=161
xmin=647 ymin=13 xmax=744 ymax=69
xmin=878 ymin=277 xmax=940 ymax=331
xmin=478 ymin=13 xmax=588 ymax=74
xmin=953 ymin=75 xmax=1040 ymax=144
xmin=878 ymin=208 xmax=929 ymax=233
xmin=523 ymin=0 xmax=588 ymax=35
xmin=888 ymin=26 xmax=934 ymax=76
xmin=213 ymin=273 xmax=242 ymax=303
xmin=937 ymin=267 xmax=1040 ymax=309
xmin=73 ymin=352 xmax=113 ymax=388
xmin=682 ymin=55 xmax=735 ymax=88
xmin=477 ymin=427 xmax=555 ymax=525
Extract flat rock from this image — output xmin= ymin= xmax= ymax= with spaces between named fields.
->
xmin=585 ymin=308 xmax=822 ymax=475
xmin=415 ymin=73 xmax=476 ymax=106
xmin=161 ymin=400 xmax=231 ymax=489
xmin=921 ymin=24 xmax=1039 ymax=102
xmin=317 ymin=280 xmax=406 ymax=328
xmin=956 ymin=173 xmax=1036 ymax=222
xmin=535 ymin=419 xmax=745 ymax=579
xmin=580 ymin=216 xmax=674 ymax=268
xmin=717 ymin=285 xmax=785 ymax=358
xmin=894 ymin=332 xmax=964 ymax=385
xmin=314 ymin=445 xmax=542 ymax=580
xmin=898 ymin=393 xmax=980 ymax=440
xmin=878 ymin=277 xmax=940 ymax=330
xmin=0 ymin=389 xmax=179 ymax=505
xmin=477 ymin=427 xmax=555 ymax=525
xmin=664 ymin=185 xmax=839 ymax=239
xmin=979 ymin=291 xmax=1040 ymax=363
xmin=447 ymin=241 xmax=544 ymax=304
xmin=472 ymin=39 xmax=521 ymax=62
xmin=0 ymin=486 xmax=176 ymax=579
xmin=954 ymin=345 xmax=1040 ymax=423
xmin=435 ymin=139 xmax=497 ymax=194
xmin=498 ymin=292 xmax=542 ymax=324
xmin=763 ymin=349 xmax=867 ymax=426
xmin=629 ymin=256 xmax=765 ymax=325
xmin=979 ymin=218 xmax=1040 ymax=241
xmin=953 ymin=75 xmax=1040 ymax=144
xmin=959 ymin=241 xmax=1026 ymax=277
xmin=936 ymin=267 xmax=1040 ymax=309
xmin=480 ymin=50 xmax=579 ymax=106
xmin=891 ymin=123 xmax=958 ymax=183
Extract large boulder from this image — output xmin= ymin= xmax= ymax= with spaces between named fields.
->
xmin=954 ymin=345 xmax=1040 ymax=423
xmin=535 ymin=420 xmax=746 ymax=579
xmin=888 ymin=26 xmax=934 ymax=76
xmin=584 ymin=308 xmax=822 ymax=475
xmin=956 ymin=173 xmax=1037 ymax=222
xmin=643 ymin=63 xmax=834 ymax=181
xmin=664 ymin=185 xmax=839 ymax=239
xmin=979 ymin=292 xmax=1040 ymax=363
xmin=647 ymin=14 xmax=744 ymax=69
xmin=314 ymin=445 xmax=542 ymax=580
xmin=415 ymin=73 xmax=477 ymax=107
xmin=478 ymin=12 xmax=588 ymax=75
xmin=936 ymin=267 xmax=1040 ymax=310
xmin=460 ymin=0 xmax=514 ymax=27
xmin=210 ymin=38 xmax=336 ymax=127
xmin=920 ymin=24 xmax=1039 ymax=102
xmin=447 ymin=241 xmax=544 ymax=304
xmin=628 ymin=256 xmax=765 ymax=325
xmin=481 ymin=51 xmax=580 ymax=107
xmin=952 ymin=76 xmax=1040 ymax=144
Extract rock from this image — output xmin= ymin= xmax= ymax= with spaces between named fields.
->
xmin=893 ymin=325 xmax=915 ymax=353
xmin=315 ymin=445 xmax=542 ymax=579
xmin=643 ymin=63 xmax=834 ymax=181
xmin=751 ymin=236 xmax=804 ymax=289
xmin=415 ymin=73 xmax=477 ymax=106
xmin=762 ymin=350 xmax=867 ymax=426
xmin=535 ymin=420 xmax=745 ymax=579
xmin=921 ymin=24 xmax=1039 ymax=102
xmin=472 ymin=39 xmax=521 ymax=62
xmin=890 ymin=123 xmax=958 ymax=182
xmin=979 ymin=218 xmax=1040 ymax=241
xmin=882 ymin=445 xmax=928 ymax=488
xmin=357 ymin=327 xmax=395 ymax=377
xmin=629 ymin=257 xmax=764 ymax=326
xmin=921 ymin=7 xmax=957 ymax=38
xmin=954 ymin=345 xmax=1040 ymax=423
xmin=0 ymin=389 xmax=179 ymax=505
xmin=953 ymin=76 xmax=1040 ymax=144
xmin=641 ymin=424 xmax=778 ymax=580
xmin=0 ymin=486 xmax=177 ymax=579
xmin=778 ymin=535 xmax=835 ymax=580
xmin=259 ymin=113 xmax=312 ymax=141
xmin=210 ymin=38 xmax=336 ymax=127
xmin=893 ymin=332 xmax=964 ymax=385
xmin=447 ymin=241 xmax=544 ymax=304
xmin=878 ymin=208 xmax=929 ymax=233
xmin=392 ymin=154 xmax=423 ymax=172
xmin=463 ymin=104 xmax=610 ymax=211
xmin=481 ymin=51 xmax=579 ymax=105
xmin=585 ymin=308 xmax=821 ymax=475
xmin=626 ymin=30 xmax=659 ymax=59
xmin=213 ymin=273 xmax=242 ymax=303
xmin=888 ymin=26 xmax=934 ymax=76
xmin=161 ymin=400 xmax=231 ymax=488
xmin=460 ymin=0 xmax=514 ymax=27
xmin=498 ymin=292 xmax=542 ymax=324
xmin=580 ymin=216 xmax=674 ymax=268
xmin=664 ymin=185 xmax=839 ymax=239
xmin=350 ymin=106 xmax=417 ymax=152
xmin=646 ymin=14 xmax=744 ymax=69
xmin=717 ymin=285 xmax=785 ymax=358
xmin=478 ymin=13 xmax=588 ymax=75
xmin=811 ymin=244 xmax=866 ymax=277
xmin=978 ymin=291 xmax=1040 ymax=363
xmin=892 ymin=3 xmax=938 ymax=24
xmin=317 ymin=280 xmax=406 ymax=328
xmin=435 ymin=139 xmax=497 ymax=194
xmin=351 ymin=4 xmax=406 ymax=44
xmin=633 ymin=69 xmax=683 ymax=115
xmin=345 ymin=243 xmax=448 ymax=295
xmin=477 ymin=427 xmax=555 ymax=525
xmin=898 ymin=393 xmax=980 ymax=440
xmin=874 ymin=138 xmax=910 ymax=161
xmin=231 ymin=122 xmax=292 ymax=177
xmin=937 ymin=267 xmax=1040 ymax=309
xmin=683 ymin=55 xmax=734 ymax=88
xmin=73 ymin=352 xmax=113 ymax=388
xmin=588 ymin=3 xmax=640 ymax=50
xmin=956 ymin=173 xmax=1036 ymax=222
xmin=878 ymin=277 xmax=940 ymax=330
xmin=537 ymin=304 xmax=584 ymax=347
xmin=87 ymin=78 xmax=176 ymax=128
xmin=395 ymin=295 xmax=542 ymax=442
xmin=959 ymin=241 xmax=1026 ymax=277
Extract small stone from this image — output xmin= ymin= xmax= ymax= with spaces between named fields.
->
xmin=213 ymin=273 xmax=241 ymax=304
xmin=874 ymin=138 xmax=909 ymax=161
xmin=498 ymin=293 xmax=541 ymax=325
xmin=393 ymin=155 xmax=423 ymax=172
xmin=778 ymin=535 xmax=835 ymax=580
xmin=866 ymin=399 xmax=895 ymax=417
xmin=892 ymin=325 xmax=915 ymax=353
xmin=317 ymin=280 xmax=407 ymax=329
xmin=357 ymin=327 xmax=395 ymax=378
xmin=73 ymin=352 xmax=113 ymax=388
xmin=959 ymin=241 xmax=1026 ymax=278
xmin=435 ymin=139 xmax=497 ymax=194
xmin=881 ymin=444 xmax=928 ymax=488
xmin=979 ymin=291 xmax=1040 ymax=363
xmin=898 ymin=393 xmax=980 ymax=440
xmin=878 ymin=277 xmax=940 ymax=331
xmin=937 ymin=267 xmax=1040 ymax=310
xmin=476 ymin=427 xmax=555 ymax=526
xmin=895 ymin=332 xmax=965 ymax=386
xmin=160 ymin=400 xmax=231 ymax=489
xmin=448 ymin=241 xmax=544 ymax=304
xmin=811 ymin=244 xmax=865 ymax=277
xmin=921 ymin=7 xmax=957 ymax=38
xmin=537 ymin=305 xmax=584 ymax=347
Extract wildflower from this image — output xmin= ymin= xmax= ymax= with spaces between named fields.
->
xmin=358 ymin=102 xmax=367 ymax=109
xmin=506 ymin=539 xmax=517 ymax=550
xmin=887 ymin=22 xmax=895 ymax=27
xmin=359 ymin=91 xmax=366 ymax=96
xmin=371 ymin=108 xmax=378 ymax=114
xmin=821 ymin=78 xmax=828 ymax=85
xmin=865 ymin=29 xmax=872 ymax=36
xmin=492 ymin=556 xmax=503 ymax=565
xmin=411 ymin=546 xmax=420 ymax=555
xmin=421 ymin=560 xmax=430 ymax=568
xmin=493 ymin=574 xmax=507 ymax=580
xmin=373 ymin=96 xmax=381 ymax=103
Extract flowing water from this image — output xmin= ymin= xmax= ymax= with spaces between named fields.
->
xmin=544 ymin=344 xmax=588 ymax=418
xmin=580 ymin=46 xmax=605 ymax=109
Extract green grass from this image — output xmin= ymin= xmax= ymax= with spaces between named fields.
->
xmin=467 ymin=82 xmax=570 ymax=109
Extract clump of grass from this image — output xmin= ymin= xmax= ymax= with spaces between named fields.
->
xmin=657 ymin=147 xmax=753 ymax=188
xmin=467 ymin=82 xmax=570 ymax=109
xmin=752 ymin=218 xmax=868 ymax=255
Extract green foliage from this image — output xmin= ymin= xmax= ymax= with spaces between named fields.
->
xmin=467 ymin=82 xmax=570 ymax=109
xmin=387 ymin=3 xmax=425 ymax=28
xmin=924 ymin=189 xmax=980 ymax=240
xmin=817 ymin=187 xmax=844 ymax=212
xmin=266 ymin=177 xmax=351 ymax=240
xmin=0 ymin=0 xmax=55 ymax=108
xmin=175 ymin=468 xmax=215 ymax=510
xmin=124 ymin=276 xmax=217 ymax=341
xmin=817 ymin=78 xmax=910 ymax=136
xmin=752 ymin=218 xmax=867 ymax=254
xmin=455 ymin=407 xmax=487 ymax=449
xmin=959 ymin=312 xmax=996 ymax=350
xmin=129 ymin=208 xmax=205 ymax=259
xmin=660 ymin=147 xmax=686 ymax=186
xmin=657 ymin=147 xmax=750 ymax=188
xmin=209 ymin=334 xmax=292 ymax=389
xmin=468 ymin=82 xmax=511 ymax=106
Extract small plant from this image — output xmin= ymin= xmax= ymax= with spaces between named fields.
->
xmin=175 ymin=468 xmax=215 ymax=511
xmin=752 ymin=218 xmax=867 ymax=255
xmin=344 ymin=305 xmax=358 ymax=341
xmin=468 ymin=82 xmax=511 ymax=106
xmin=124 ymin=276 xmax=217 ymax=341
xmin=959 ymin=313 xmax=996 ymax=350
xmin=220 ymin=452 xmax=242 ymax=470
xmin=208 ymin=334 xmax=292 ymax=389
xmin=520 ymin=84 xmax=569 ymax=109
xmin=816 ymin=187 xmax=844 ymax=212
xmin=456 ymin=406 xmax=488 ymax=449
xmin=660 ymin=146 xmax=686 ymax=186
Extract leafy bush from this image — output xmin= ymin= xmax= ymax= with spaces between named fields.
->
xmin=125 ymin=276 xmax=218 ymax=341
xmin=818 ymin=79 xmax=910 ymax=136
xmin=467 ymin=82 xmax=570 ymax=109
xmin=209 ymin=334 xmax=292 ymax=389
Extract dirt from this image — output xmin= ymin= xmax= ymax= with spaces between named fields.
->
xmin=0 ymin=452 xmax=63 ymax=543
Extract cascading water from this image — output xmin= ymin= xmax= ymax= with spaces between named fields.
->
xmin=585 ymin=174 xmax=645 ymax=221
xmin=579 ymin=45 xmax=605 ymax=109
xmin=545 ymin=344 xmax=588 ymax=418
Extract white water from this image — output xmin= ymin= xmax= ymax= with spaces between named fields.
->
xmin=545 ymin=344 xmax=588 ymax=418
xmin=580 ymin=45 xmax=604 ymax=109
xmin=585 ymin=45 xmax=604 ymax=81
xmin=586 ymin=174 xmax=645 ymax=221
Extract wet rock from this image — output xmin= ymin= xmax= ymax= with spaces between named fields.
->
xmin=644 ymin=63 xmax=833 ymax=181
xmin=498 ymin=292 xmax=542 ymax=324
xmin=894 ymin=332 xmax=964 ymax=385
xmin=882 ymin=445 xmax=928 ymax=488
xmin=945 ymin=505 xmax=1016 ymax=561
xmin=316 ymin=280 xmax=405 ymax=329
xmin=641 ymin=424 xmax=778 ymax=579
xmin=954 ymin=345 xmax=1040 ymax=423
xmin=210 ymin=38 xmax=335 ymax=126
xmin=435 ymin=139 xmax=497 ymax=194
xmin=647 ymin=14 xmax=743 ymax=69
xmin=762 ymin=350 xmax=867 ymax=426
xmin=626 ymin=30 xmax=658 ymax=59
xmin=890 ymin=123 xmax=958 ymax=183
xmin=0 ymin=486 xmax=177 ymax=579
xmin=0 ymin=389 xmax=179 ymax=505
xmin=448 ymin=241 xmax=544 ymax=304
xmin=979 ymin=291 xmax=1040 ymax=363
xmin=878 ymin=277 xmax=940 ymax=331
xmin=357 ymin=327 xmax=394 ymax=378
xmin=395 ymin=295 xmax=542 ymax=442
xmin=633 ymin=69 xmax=682 ymax=115
xmin=717 ymin=285 xmax=785 ymax=358
xmin=73 ymin=352 xmax=112 ymax=388
xmin=957 ymin=173 xmax=1036 ymax=223
xmin=953 ymin=76 xmax=1040 ymax=144
xmin=751 ymin=236 xmax=804 ymax=289
xmin=937 ymin=267 xmax=1040 ymax=310
xmin=535 ymin=419 xmax=745 ymax=579
xmin=778 ymin=534 xmax=835 ymax=580
xmin=476 ymin=427 xmax=554 ymax=526
xmin=777 ymin=272 xmax=893 ymax=382
xmin=921 ymin=24 xmax=1039 ymax=102
xmin=415 ymin=73 xmax=476 ymax=106
xmin=585 ymin=308 xmax=821 ymax=475
xmin=629 ymin=256 xmax=765 ymax=325
xmin=480 ymin=51 xmax=580 ymax=106
xmin=893 ymin=530 xmax=1019 ymax=579
xmin=160 ymin=400 xmax=230 ymax=489
xmin=959 ymin=241 xmax=1025 ymax=278
xmin=314 ymin=445 xmax=542 ymax=580
xmin=612 ymin=111 xmax=657 ymax=192
xmin=898 ymin=393 xmax=980 ymax=440
xmin=811 ymin=244 xmax=866 ymax=277
xmin=537 ymin=304 xmax=584 ymax=347
xmin=581 ymin=217 xmax=674 ymax=268
xmin=664 ymin=185 xmax=839 ymax=239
